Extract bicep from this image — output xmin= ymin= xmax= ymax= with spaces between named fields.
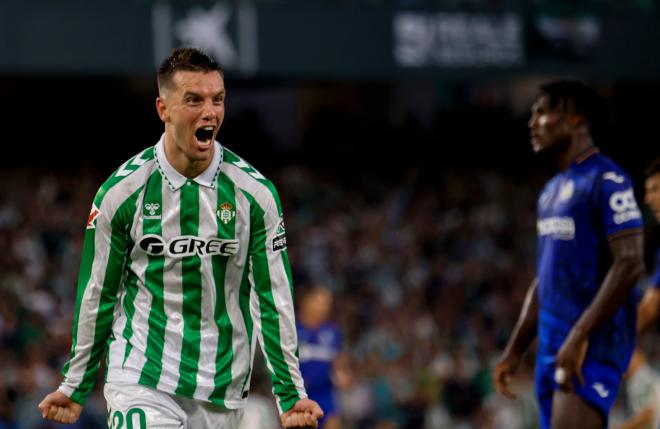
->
xmin=608 ymin=232 xmax=644 ymax=262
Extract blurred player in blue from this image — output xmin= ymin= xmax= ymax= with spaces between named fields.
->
xmin=493 ymin=81 xmax=645 ymax=429
xmin=633 ymin=159 xmax=660 ymax=334
xmin=297 ymin=287 xmax=342 ymax=429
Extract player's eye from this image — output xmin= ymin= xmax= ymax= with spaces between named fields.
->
xmin=185 ymin=96 xmax=202 ymax=105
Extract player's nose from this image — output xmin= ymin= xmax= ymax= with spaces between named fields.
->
xmin=201 ymin=107 xmax=216 ymax=121
xmin=528 ymin=114 xmax=538 ymax=129
xmin=200 ymin=100 xmax=219 ymax=121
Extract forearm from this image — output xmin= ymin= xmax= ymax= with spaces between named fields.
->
xmin=60 ymin=203 xmax=129 ymax=403
xmin=637 ymin=288 xmax=660 ymax=333
xmin=254 ymin=291 xmax=307 ymax=413
xmin=504 ymin=278 xmax=539 ymax=356
xmin=250 ymin=247 xmax=307 ymax=412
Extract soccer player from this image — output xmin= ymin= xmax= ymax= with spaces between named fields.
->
xmin=493 ymin=81 xmax=645 ymax=429
xmin=633 ymin=159 xmax=660 ymax=333
xmin=38 ymin=48 xmax=323 ymax=428
xmin=297 ymin=287 xmax=343 ymax=429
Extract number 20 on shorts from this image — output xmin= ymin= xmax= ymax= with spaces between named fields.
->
xmin=109 ymin=408 xmax=147 ymax=429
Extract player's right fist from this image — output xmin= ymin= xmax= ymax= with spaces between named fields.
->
xmin=38 ymin=390 xmax=83 ymax=424
xmin=493 ymin=352 xmax=521 ymax=399
xmin=281 ymin=398 xmax=324 ymax=429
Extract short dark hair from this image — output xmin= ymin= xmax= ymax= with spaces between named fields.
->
xmin=157 ymin=47 xmax=223 ymax=92
xmin=539 ymin=80 xmax=605 ymax=131
xmin=645 ymin=158 xmax=660 ymax=179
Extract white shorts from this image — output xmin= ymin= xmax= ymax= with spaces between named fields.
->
xmin=104 ymin=383 xmax=245 ymax=429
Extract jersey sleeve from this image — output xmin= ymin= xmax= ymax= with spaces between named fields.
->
xmin=58 ymin=192 xmax=132 ymax=404
xmin=248 ymin=185 xmax=307 ymax=414
xmin=595 ymin=170 xmax=643 ymax=239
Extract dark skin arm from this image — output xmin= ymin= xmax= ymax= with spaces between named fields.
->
xmin=637 ymin=286 xmax=660 ymax=334
xmin=493 ymin=278 xmax=539 ymax=399
xmin=556 ymin=232 xmax=644 ymax=392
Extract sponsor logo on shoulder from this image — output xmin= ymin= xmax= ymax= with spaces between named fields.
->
xmin=592 ymin=383 xmax=610 ymax=398
xmin=87 ymin=204 xmax=101 ymax=229
xmin=138 ymin=234 xmax=238 ymax=258
xmin=603 ymin=171 xmax=625 ymax=183
xmin=144 ymin=202 xmax=161 ymax=220
xmin=537 ymin=216 xmax=575 ymax=240
xmin=272 ymin=218 xmax=287 ymax=252
xmin=609 ymin=188 xmax=641 ymax=225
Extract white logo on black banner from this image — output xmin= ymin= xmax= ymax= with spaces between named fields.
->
xmin=152 ymin=3 xmax=258 ymax=75
xmin=175 ymin=4 xmax=238 ymax=68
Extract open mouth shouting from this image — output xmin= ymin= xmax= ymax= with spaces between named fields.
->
xmin=194 ymin=126 xmax=215 ymax=148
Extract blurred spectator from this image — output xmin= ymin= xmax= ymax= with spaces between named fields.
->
xmin=297 ymin=286 xmax=345 ymax=429
xmin=615 ymin=348 xmax=660 ymax=429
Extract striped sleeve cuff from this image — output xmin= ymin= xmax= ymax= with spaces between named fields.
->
xmin=57 ymin=382 xmax=87 ymax=405
xmin=276 ymin=387 xmax=307 ymax=414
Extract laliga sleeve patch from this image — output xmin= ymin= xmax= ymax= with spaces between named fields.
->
xmin=87 ymin=204 xmax=101 ymax=229
xmin=272 ymin=219 xmax=287 ymax=252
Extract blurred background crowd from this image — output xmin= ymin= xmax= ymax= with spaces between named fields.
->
xmin=2 ymin=0 xmax=660 ymax=428
xmin=0 ymin=161 xmax=543 ymax=429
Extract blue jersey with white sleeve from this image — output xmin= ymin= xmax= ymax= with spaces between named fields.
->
xmin=536 ymin=149 xmax=643 ymax=371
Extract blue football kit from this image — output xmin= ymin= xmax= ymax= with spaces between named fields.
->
xmin=535 ymin=149 xmax=643 ymax=428
xmin=297 ymin=322 xmax=342 ymax=427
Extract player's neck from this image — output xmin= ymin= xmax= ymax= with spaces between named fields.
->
xmin=164 ymin=139 xmax=213 ymax=178
xmin=558 ymin=133 xmax=594 ymax=171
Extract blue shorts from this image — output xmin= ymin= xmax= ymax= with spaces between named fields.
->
xmin=535 ymin=355 xmax=623 ymax=429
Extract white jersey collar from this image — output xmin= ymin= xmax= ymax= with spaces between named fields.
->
xmin=155 ymin=134 xmax=223 ymax=191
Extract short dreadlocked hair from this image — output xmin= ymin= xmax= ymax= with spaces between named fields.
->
xmin=539 ymin=80 xmax=605 ymax=131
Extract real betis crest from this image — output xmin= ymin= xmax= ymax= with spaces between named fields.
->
xmin=217 ymin=202 xmax=236 ymax=225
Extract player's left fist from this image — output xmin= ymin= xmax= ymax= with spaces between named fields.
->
xmin=38 ymin=390 xmax=83 ymax=424
xmin=281 ymin=398 xmax=324 ymax=428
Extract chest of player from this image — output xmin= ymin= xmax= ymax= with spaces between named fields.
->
xmin=131 ymin=183 xmax=248 ymax=260
xmin=537 ymin=175 xmax=596 ymax=241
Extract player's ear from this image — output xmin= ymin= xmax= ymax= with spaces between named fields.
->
xmin=568 ymin=113 xmax=585 ymax=127
xmin=156 ymin=97 xmax=169 ymax=122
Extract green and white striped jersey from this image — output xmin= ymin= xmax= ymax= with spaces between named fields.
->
xmin=58 ymin=135 xmax=306 ymax=413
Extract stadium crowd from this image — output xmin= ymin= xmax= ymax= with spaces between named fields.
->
xmin=0 ymin=161 xmax=656 ymax=429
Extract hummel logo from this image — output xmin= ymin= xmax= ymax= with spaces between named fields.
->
xmin=145 ymin=203 xmax=160 ymax=216
xmin=592 ymin=383 xmax=609 ymax=398
xmin=144 ymin=203 xmax=161 ymax=219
